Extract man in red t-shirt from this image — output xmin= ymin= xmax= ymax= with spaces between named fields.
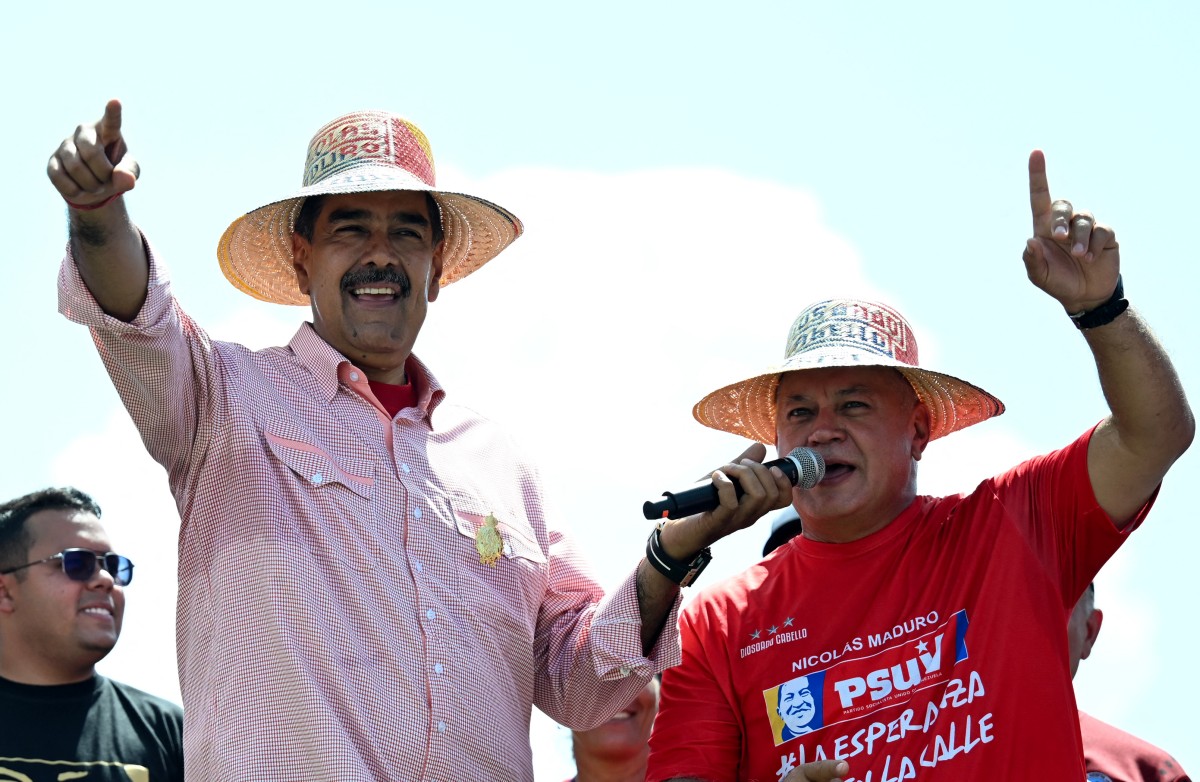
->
xmin=646 ymin=153 xmax=1194 ymax=782
xmin=1069 ymin=585 xmax=1190 ymax=782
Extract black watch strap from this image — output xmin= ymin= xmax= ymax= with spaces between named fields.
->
xmin=645 ymin=522 xmax=712 ymax=588
xmin=1069 ymin=275 xmax=1128 ymax=330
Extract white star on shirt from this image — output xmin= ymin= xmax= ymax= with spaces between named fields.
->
xmin=750 ymin=629 xmax=761 ymax=640
xmin=768 ymin=625 xmax=779 ymax=635
xmin=916 ymin=640 xmax=928 ymax=654
xmin=783 ymin=617 xmax=794 ymax=627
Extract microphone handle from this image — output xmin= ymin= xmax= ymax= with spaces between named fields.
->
xmin=642 ymin=456 xmax=801 ymax=520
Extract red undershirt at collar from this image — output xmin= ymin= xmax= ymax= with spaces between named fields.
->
xmin=368 ymin=360 xmax=418 ymax=418
xmin=368 ymin=379 xmax=416 ymax=418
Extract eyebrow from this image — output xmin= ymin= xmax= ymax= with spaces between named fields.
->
xmin=781 ymin=385 xmax=874 ymax=404
xmin=326 ymin=208 xmax=431 ymax=228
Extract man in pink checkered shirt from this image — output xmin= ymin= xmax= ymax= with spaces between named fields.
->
xmin=45 ymin=101 xmax=815 ymax=782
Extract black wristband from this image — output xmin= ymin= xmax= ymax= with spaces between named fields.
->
xmin=1069 ymin=275 xmax=1128 ymax=330
xmin=645 ymin=522 xmax=712 ymax=588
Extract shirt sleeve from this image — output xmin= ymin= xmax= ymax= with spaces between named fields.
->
xmin=987 ymin=425 xmax=1154 ymax=609
xmin=532 ymin=523 xmax=682 ymax=731
xmin=58 ymin=239 xmax=219 ymax=505
xmin=647 ymin=600 xmax=741 ymax=782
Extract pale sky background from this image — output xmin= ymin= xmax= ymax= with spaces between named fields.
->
xmin=3 ymin=1 xmax=1197 ymax=777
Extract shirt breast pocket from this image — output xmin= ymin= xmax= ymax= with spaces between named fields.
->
xmin=265 ymin=432 xmax=375 ymax=500
xmin=449 ymin=498 xmax=548 ymax=568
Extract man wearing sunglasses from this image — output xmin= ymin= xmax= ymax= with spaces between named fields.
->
xmin=0 ymin=487 xmax=184 ymax=781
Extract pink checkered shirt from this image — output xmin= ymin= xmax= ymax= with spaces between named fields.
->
xmin=59 ymin=243 xmax=679 ymax=782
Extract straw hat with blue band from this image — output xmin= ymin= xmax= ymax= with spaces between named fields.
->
xmin=692 ymin=299 xmax=1005 ymax=445
xmin=217 ymin=110 xmax=522 ymax=306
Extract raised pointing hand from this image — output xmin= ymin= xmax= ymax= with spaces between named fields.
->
xmin=47 ymin=99 xmax=140 ymax=208
xmin=1023 ymin=150 xmax=1120 ymax=314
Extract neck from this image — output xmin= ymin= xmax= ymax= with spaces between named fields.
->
xmin=354 ymin=350 xmax=412 ymax=385
xmin=364 ymin=365 xmax=409 ymax=385
xmin=358 ymin=353 xmax=410 ymax=385
xmin=0 ymin=653 xmax=96 ymax=686
xmin=801 ymin=491 xmax=918 ymax=544
xmin=571 ymin=744 xmax=648 ymax=782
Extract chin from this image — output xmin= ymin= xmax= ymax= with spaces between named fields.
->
xmin=80 ymin=637 xmax=120 ymax=656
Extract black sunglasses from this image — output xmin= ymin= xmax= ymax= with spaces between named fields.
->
xmin=0 ymin=548 xmax=134 ymax=586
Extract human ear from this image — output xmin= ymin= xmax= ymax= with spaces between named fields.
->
xmin=910 ymin=403 xmax=932 ymax=461
xmin=427 ymin=240 xmax=445 ymax=303
xmin=1081 ymin=608 xmax=1103 ymax=661
xmin=291 ymin=233 xmax=313 ymax=296
xmin=0 ymin=577 xmax=15 ymax=614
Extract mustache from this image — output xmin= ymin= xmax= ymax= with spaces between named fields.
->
xmin=340 ymin=266 xmax=412 ymax=298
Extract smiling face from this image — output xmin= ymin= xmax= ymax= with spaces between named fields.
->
xmin=571 ymin=677 xmax=661 ymax=766
xmin=0 ymin=509 xmax=125 ymax=684
xmin=291 ymin=190 xmax=445 ymax=384
xmin=777 ymin=676 xmax=817 ymax=735
xmin=774 ymin=365 xmax=930 ymax=543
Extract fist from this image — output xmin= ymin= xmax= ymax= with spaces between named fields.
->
xmin=47 ymin=99 xmax=140 ymax=209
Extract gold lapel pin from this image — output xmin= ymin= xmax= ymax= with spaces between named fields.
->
xmin=476 ymin=512 xmax=503 ymax=566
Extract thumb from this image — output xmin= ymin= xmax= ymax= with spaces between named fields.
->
xmin=97 ymin=99 xmax=124 ymax=146
xmin=694 ymin=442 xmax=768 ymax=482
xmin=785 ymin=759 xmax=849 ymax=782
xmin=735 ymin=442 xmax=768 ymax=465
xmin=1022 ymin=238 xmax=1049 ymax=286
xmin=111 ymin=153 xmax=140 ymax=195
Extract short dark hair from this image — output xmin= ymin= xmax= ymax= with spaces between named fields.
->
xmin=0 ymin=487 xmax=101 ymax=573
xmin=293 ymin=195 xmax=325 ymax=243
xmin=293 ymin=192 xmax=444 ymax=246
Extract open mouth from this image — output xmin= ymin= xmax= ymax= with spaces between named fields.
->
xmin=342 ymin=267 xmax=411 ymax=301
xmin=822 ymin=462 xmax=856 ymax=480
xmin=348 ymin=285 xmax=402 ymax=301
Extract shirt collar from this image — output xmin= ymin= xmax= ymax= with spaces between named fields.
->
xmin=287 ymin=323 xmax=447 ymax=418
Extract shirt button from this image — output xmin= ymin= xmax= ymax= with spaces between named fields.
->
xmin=413 ymin=507 xmax=422 ymax=520
xmin=311 ymin=473 xmax=323 ymax=485
xmin=502 ymin=543 xmax=512 ymax=556
xmin=426 ymin=609 xmax=436 ymax=621
xmin=434 ymin=663 xmax=444 ymax=674
xmin=349 ymin=371 xmax=360 ymax=382
xmin=619 ymin=666 xmax=632 ymax=677
xmin=401 ymin=463 xmax=411 ymax=474
xmin=414 ymin=560 xmax=423 ymax=573
xmin=436 ymin=721 xmax=446 ymax=733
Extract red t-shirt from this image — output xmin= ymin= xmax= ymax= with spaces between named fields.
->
xmin=648 ymin=430 xmax=1150 ymax=782
xmin=1081 ymin=711 xmax=1190 ymax=782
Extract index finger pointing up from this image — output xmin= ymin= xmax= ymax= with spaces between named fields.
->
xmin=97 ymin=99 xmax=123 ymax=145
xmin=1028 ymin=149 xmax=1053 ymax=235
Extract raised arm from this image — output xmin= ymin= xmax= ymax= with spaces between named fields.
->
xmin=47 ymin=99 xmax=147 ymax=321
xmin=1023 ymin=150 xmax=1193 ymax=528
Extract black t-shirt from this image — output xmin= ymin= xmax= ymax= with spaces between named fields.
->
xmin=0 ymin=674 xmax=183 ymax=781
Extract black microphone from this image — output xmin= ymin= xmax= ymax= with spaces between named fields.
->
xmin=642 ymin=448 xmax=826 ymax=520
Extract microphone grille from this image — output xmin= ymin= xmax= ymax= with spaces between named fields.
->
xmin=787 ymin=448 xmax=825 ymax=489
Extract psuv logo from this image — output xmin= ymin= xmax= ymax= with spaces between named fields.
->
xmin=832 ymin=634 xmax=949 ymax=709
xmin=764 ymin=609 xmax=970 ymax=746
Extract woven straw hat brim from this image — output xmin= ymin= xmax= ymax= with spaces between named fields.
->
xmin=692 ymin=351 xmax=1004 ymax=445
xmin=217 ymin=163 xmax=522 ymax=306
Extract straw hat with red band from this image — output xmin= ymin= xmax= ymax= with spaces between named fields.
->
xmin=217 ymin=110 xmax=523 ymax=306
xmin=692 ymin=299 xmax=1005 ymax=444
